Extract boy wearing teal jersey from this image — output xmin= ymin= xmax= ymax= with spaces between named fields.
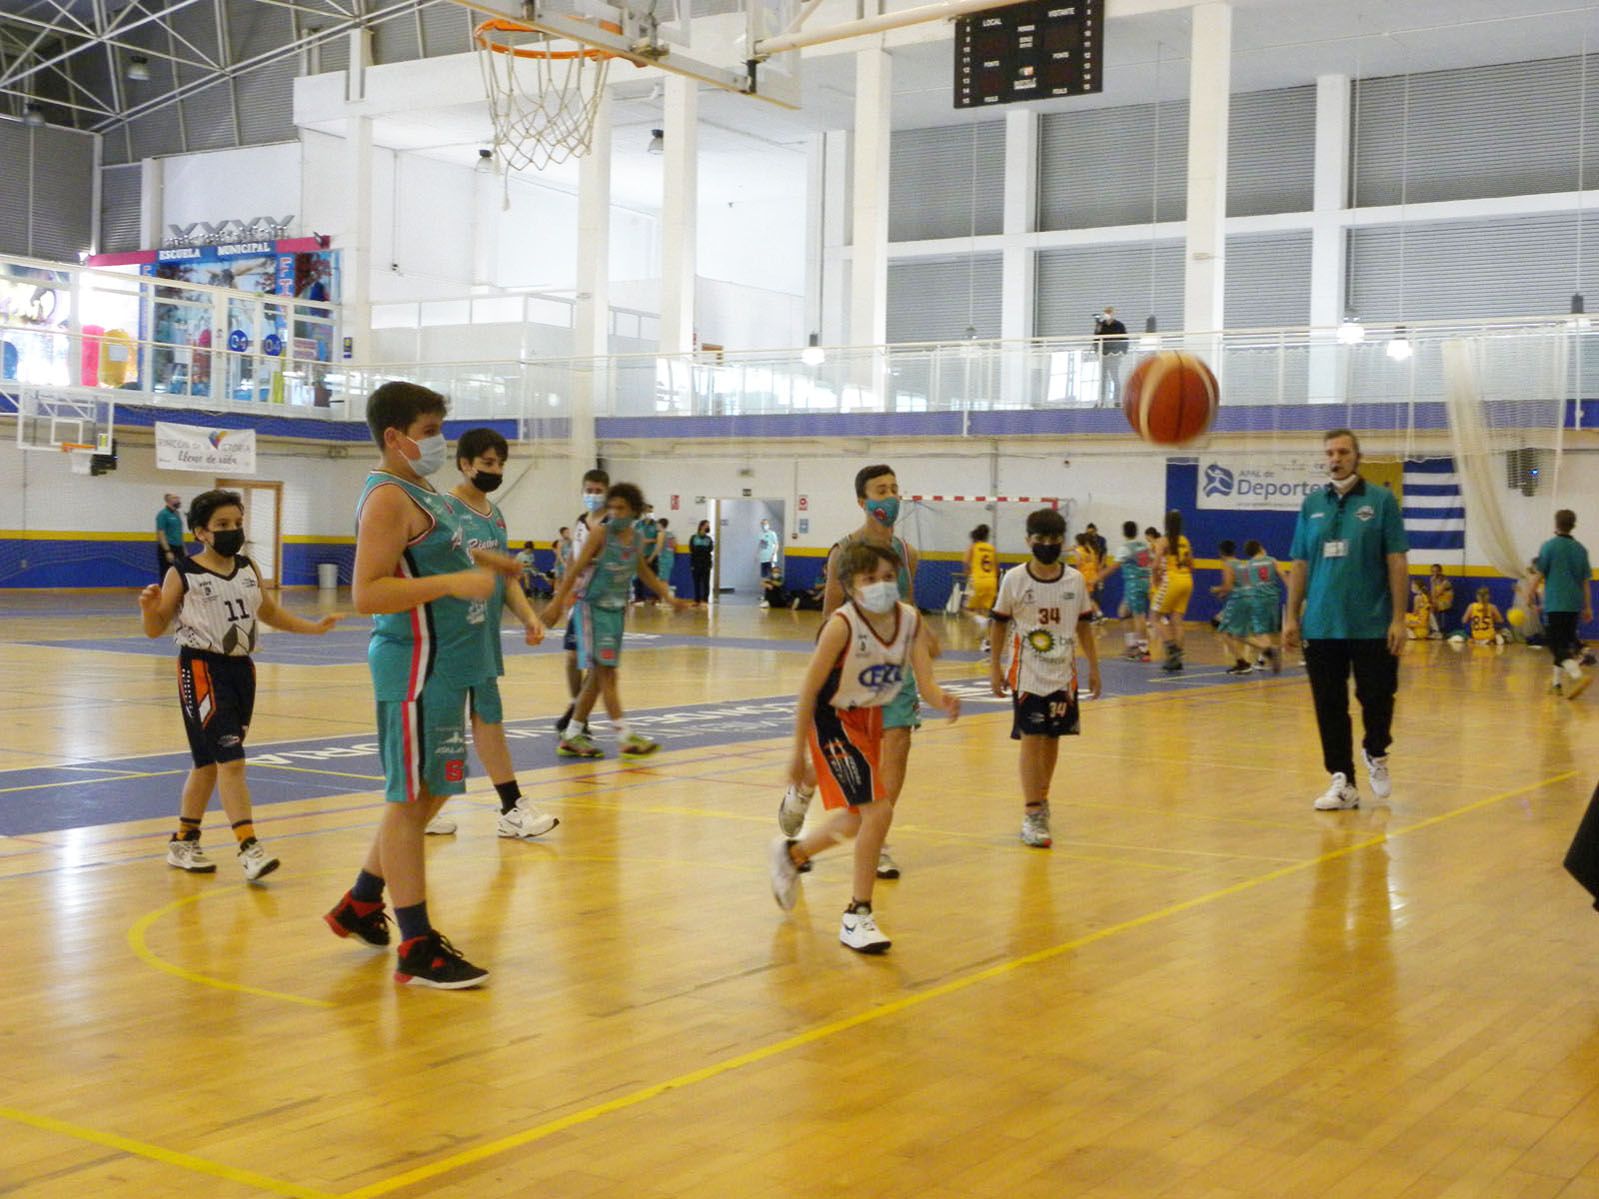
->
xmin=777 ymin=463 xmax=936 ymax=882
xmin=1098 ymin=520 xmax=1154 ymax=660
xmin=545 ymin=483 xmax=693 ymax=759
xmin=421 ymin=427 xmax=560 ymax=841
xmin=1534 ymin=508 xmax=1595 ymax=698
xmin=323 ymin=382 xmax=521 ymax=990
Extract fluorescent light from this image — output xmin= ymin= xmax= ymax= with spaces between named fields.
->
xmin=800 ymin=333 xmax=824 ymax=367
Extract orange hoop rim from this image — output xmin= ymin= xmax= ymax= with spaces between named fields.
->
xmin=474 ymin=17 xmax=619 ymax=61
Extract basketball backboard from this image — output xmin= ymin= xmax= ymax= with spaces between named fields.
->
xmin=15 ymin=388 xmax=116 ymax=456
xmin=453 ymin=0 xmax=803 ymax=107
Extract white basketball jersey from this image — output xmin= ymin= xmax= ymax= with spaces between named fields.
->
xmin=822 ymin=601 xmax=919 ymax=710
xmin=995 ymin=563 xmax=1090 ymax=695
xmin=173 ymin=556 xmax=263 ymax=657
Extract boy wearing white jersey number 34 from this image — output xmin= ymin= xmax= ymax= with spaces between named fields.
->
xmin=990 ymin=507 xmax=1101 ymax=849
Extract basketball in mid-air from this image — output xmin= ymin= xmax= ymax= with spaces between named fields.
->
xmin=1123 ymin=352 xmax=1219 ymax=445
xmin=1507 ymin=607 xmax=1526 ymax=628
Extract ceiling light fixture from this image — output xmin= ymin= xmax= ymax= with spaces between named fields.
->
xmin=126 ymin=55 xmax=151 ymax=81
xmin=1336 ymin=312 xmax=1366 ymax=345
xmin=1385 ymin=326 xmax=1413 ymax=362
xmin=646 ymin=128 xmax=664 ymax=155
xmin=801 ymin=332 xmax=825 ymax=367
xmin=22 ymin=104 xmax=45 ymax=127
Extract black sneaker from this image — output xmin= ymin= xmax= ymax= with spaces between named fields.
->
xmin=1226 ymin=662 xmax=1251 ymax=675
xmin=323 ymin=892 xmax=391 ymax=947
xmin=394 ymin=931 xmax=489 ymax=989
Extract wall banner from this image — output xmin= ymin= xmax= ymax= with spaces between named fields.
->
xmin=155 ymin=422 xmax=256 ymax=474
xmin=1195 ymin=456 xmax=1327 ymax=511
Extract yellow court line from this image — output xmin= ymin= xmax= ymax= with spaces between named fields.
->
xmin=126 ymin=891 xmax=337 ymax=1010
xmin=332 ymin=767 xmax=1579 ymax=1199
xmin=0 ymin=1105 xmax=335 ymax=1199
xmin=253 ymin=762 xmax=387 ymax=782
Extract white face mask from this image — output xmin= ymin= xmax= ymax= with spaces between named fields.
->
xmin=403 ymin=433 xmax=448 ymax=477
xmin=855 ymin=580 xmax=899 ymax=614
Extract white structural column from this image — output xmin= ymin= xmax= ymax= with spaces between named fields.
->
xmin=138 ymin=158 xmax=163 ymax=248
xmin=341 ymin=29 xmax=375 ymax=361
xmin=341 ymin=115 xmax=374 ymax=362
xmin=659 ymin=75 xmax=698 ymax=355
xmin=849 ymin=43 xmax=893 ymax=348
xmin=1308 ymin=72 xmax=1351 ymax=402
xmin=820 ymin=130 xmax=850 ymax=345
xmin=1001 ymin=109 xmax=1038 ymax=405
xmin=1183 ymin=1 xmax=1231 ymax=344
xmin=569 ymin=89 xmax=611 ymax=481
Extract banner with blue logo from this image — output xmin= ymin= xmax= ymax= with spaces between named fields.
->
xmin=1195 ymin=456 xmax=1326 ymax=511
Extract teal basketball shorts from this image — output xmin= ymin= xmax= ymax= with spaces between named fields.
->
xmin=572 ymin=602 xmax=625 ymax=670
xmin=375 ymin=674 xmax=469 ymax=804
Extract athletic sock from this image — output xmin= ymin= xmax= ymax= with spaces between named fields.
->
xmin=616 ymin=720 xmax=630 ymax=742
xmin=556 ymin=704 xmax=574 ymax=734
xmin=351 ymin=869 xmax=385 ymax=904
xmin=174 ymin=817 xmax=201 ymax=842
xmin=231 ymin=818 xmax=255 ymax=845
xmin=846 ymin=899 xmax=872 ymax=915
xmin=395 ymin=901 xmax=430 ymax=943
xmin=494 ymin=780 xmax=522 ymax=815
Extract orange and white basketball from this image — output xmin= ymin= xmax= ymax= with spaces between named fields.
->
xmin=1122 ymin=352 xmax=1219 ymax=445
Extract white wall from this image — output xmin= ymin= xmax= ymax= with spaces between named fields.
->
xmin=161 ymin=144 xmax=302 ymax=235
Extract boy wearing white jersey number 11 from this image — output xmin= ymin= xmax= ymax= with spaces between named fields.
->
xmin=989 ymin=507 xmax=1101 ymax=849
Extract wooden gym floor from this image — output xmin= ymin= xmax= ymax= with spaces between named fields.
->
xmin=1 ymin=591 xmax=1597 ymax=1198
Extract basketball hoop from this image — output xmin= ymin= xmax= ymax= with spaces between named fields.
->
xmin=476 ymin=18 xmax=617 ymax=180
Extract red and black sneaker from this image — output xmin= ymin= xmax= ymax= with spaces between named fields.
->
xmin=394 ymin=931 xmax=489 ymax=990
xmin=323 ymin=892 xmax=391 ymax=948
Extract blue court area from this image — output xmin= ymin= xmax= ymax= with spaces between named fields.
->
xmin=0 ymin=654 xmax=1297 ymax=837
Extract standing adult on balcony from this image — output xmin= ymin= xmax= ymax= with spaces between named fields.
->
xmin=1283 ymin=429 xmax=1410 ymax=813
xmin=156 ymin=492 xmax=185 ymax=578
xmin=1093 ymin=306 xmax=1128 ymax=407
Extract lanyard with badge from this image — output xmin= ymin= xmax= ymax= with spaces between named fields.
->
xmin=1323 ymin=483 xmax=1350 ymax=560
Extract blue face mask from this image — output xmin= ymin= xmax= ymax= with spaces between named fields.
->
xmin=865 ymin=496 xmax=900 ymax=527
xmin=405 ymin=433 xmax=447 ymax=477
xmin=582 ymin=492 xmax=605 ymax=513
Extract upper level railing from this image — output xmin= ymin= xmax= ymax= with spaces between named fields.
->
xmin=1 ymin=244 xmax=1588 ymax=432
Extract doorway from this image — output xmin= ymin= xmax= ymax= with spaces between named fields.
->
xmin=217 ymin=477 xmax=283 ymax=588
xmin=712 ymin=497 xmax=786 ymax=602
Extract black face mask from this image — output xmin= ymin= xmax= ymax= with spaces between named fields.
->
xmin=472 ymin=471 xmax=503 ymax=494
xmin=1031 ymin=543 xmax=1063 ymax=565
xmin=211 ymin=529 xmax=245 ymax=557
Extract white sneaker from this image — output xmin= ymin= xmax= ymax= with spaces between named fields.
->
xmin=769 ymin=836 xmax=801 ymax=911
xmin=1563 ymin=657 xmax=1583 ymax=681
xmin=875 ymin=846 xmax=901 ymax=879
xmin=1313 ymin=772 xmax=1360 ymax=811
xmin=778 ymin=783 xmax=813 ymax=837
xmin=237 ymin=839 xmax=280 ymax=882
xmin=1021 ymin=807 xmax=1053 ymax=848
xmin=1362 ymin=749 xmax=1392 ymax=800
xmin=839 ymin=908 xmax=892 ymax=954
xmin=498 ymin=801 xmax=558 ymax=839
xmin=166 ymin=838 xmax=216 ymax=873
xmin=425 ymin=815 xmax=458 ymax=835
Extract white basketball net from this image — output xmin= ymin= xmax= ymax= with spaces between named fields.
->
xmin=478 ymin=23 xmax=611 ymax=177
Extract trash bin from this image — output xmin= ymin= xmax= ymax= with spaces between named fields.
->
xmin=317 ymin=562 xmax=340 ymax=590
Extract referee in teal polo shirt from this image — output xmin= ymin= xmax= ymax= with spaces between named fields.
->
xmin=1284 ymin=429 xmax=1410 ymax=812
xmin=1534 ymin=509 xmax=1593 ymax=699
xmin=155 ymin=492 xmax=184 ymax=579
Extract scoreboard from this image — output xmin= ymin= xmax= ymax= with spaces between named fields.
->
xmin=953 ymin=0 xmax=1104 ymax=109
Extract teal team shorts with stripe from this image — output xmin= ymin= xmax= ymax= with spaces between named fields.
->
xmin=572 ymin=601 xmax=625 ymax=670
xmin=1124 ymin=582 xmax=1150 ymax=616
xmin=376 ymin=673 xmax=469 ymax=804
xmin=469 ymin=676 xmax=504 ymax=725
xmin=882 ymin=667 xmax=922 ymax=730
